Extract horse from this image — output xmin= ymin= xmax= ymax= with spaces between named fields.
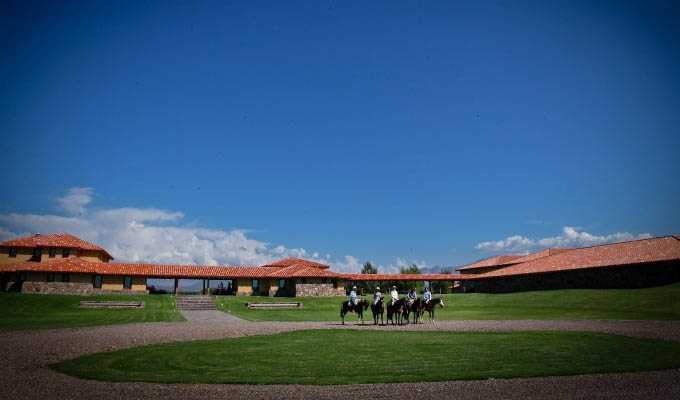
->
xmin=386 ymin=298 xmax=407 ymax=325
xmin=410 ymin=298 xmax=425 ymax=324
xmin=423 ymin=298 xmax=445 ymax=323
xmin=370 ymin=296 xmax=385 ymax=325
xmin=402 ymin=298 xmax=417 ymax=324
xmin=340 ymin=299 xmax=369 ymax=325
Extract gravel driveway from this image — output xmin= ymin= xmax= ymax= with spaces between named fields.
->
xmin=1 ymin=319 xmax=679 ymax=399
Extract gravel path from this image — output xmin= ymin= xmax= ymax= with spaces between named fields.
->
xmin=1 ymin=319 xmax=679 ymax=399
xmin=180 ymin=309 xmax=246 ymax=322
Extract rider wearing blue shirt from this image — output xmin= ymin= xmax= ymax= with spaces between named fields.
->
xmin=424 ymin=287 xmax=432 ymax=304
xmin=349 ymin=286 xmax=358 ymax=305
xmin=407 ymin=288 xmax=417 ymax=306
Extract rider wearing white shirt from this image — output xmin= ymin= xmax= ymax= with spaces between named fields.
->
xmin=390 ymin=286 xmax=399 ymax=305
xmin=373 ymin=287 xmax=382 ymax=305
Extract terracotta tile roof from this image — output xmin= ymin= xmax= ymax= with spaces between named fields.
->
xmin=500 ymin=248 xmax=572 ymax=264
xmin=477 ymin=236 xmax=680 ymax=279
xmin=4 ymin=257 xmax=342 ymax=279
xmin=456 ymin=255 xmax=525 ymax=271
xmin=0 ymin=233 xmax=114 ymax=260
xmin=341 ymin=273 xmax=474 ymax=281
xmin=261 ymin=257 xmax=330 ymax=269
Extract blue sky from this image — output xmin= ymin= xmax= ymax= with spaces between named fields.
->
xmin=1 ymin=1 xmax=679 ymax=273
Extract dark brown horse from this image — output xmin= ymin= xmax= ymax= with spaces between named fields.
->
xmin=410 ymin=298 xmax=425 ymax=324
xmin=386 ymin=298 xmax=407 ymax=325
xmin=341 ymin=299 xmax=369 ymax=325
xmin=423 ymin=298 xmax=445 ymax=323
xmin=370 ymin=296 xmax=385 ymax=325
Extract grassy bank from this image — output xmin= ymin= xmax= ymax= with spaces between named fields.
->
xmin=0 ymin=292 xmax=184 ymax=332
xmin=52 ymin=329 xmax=680 ymax=384
xmin=215 ymin=283 xmax=680 ymax=321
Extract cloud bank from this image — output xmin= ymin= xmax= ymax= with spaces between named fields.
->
xmin=475 ymin=226 xmax=653 ymax=253
xmin=0 ymin=188 xmax=418 ymax=275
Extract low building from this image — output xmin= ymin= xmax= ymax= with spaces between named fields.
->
xmin=461 ymin=236 xmax=680 ymax=293
xmin=0 ymin=233 xmax=346 ymax=296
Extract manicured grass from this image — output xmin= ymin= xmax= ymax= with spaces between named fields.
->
xmin=52 ymin=329 xmax=680 ymax=384
xmin=0 ymin=292 xmax=184 ymax=332
xmin=215 ymin=283 xmax=680 ymax=321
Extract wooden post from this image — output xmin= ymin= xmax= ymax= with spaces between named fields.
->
xmin=174 ymin=278 xmax=179 ymax=296
xmin=206 ymin=279 xmax=210 ymax=295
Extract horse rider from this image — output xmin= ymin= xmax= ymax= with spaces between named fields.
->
xmin=349 ymin=286 xmax=359 ymax=306
xmin=390 ymin=286 xmax=399 ymax=306
xmin=373 ymin=286 xmax=382 ymax=305
xmin=407 ymin=287 xmax=417 ymax=307
xmin=424 ymin=287 xmax=432 ymax=304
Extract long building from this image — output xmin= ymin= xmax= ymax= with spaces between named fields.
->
xmin=457 ymin=235 xmax=680 ymax=293
xmin=2 ymin=233 xmax=678 ymax=296
xmin=0 ymin=233 xmax=457 ymax=296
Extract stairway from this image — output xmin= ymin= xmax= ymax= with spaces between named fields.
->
xmin=175 ymin=295 xmax=218 ymax=310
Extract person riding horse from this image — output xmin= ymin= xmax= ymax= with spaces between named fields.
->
xmin=373 ymin=286 xmax=382 ymax=305
xmin=390 ymin=286 xmax=399 ymax=306
xmin=349 ymin=286 xmax=358 ymax=306
xmin=407 ymin=288 xmax=417 ymax=307
xmin=423 ymin=287 xmax=432 ymax=304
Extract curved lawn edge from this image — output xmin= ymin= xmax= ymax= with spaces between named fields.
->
xmin=51 ymin=329 xmax=680 ymax=385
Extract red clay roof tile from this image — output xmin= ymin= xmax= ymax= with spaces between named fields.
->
xmin=0 ymin=233 xmax=114 ymax=260
xmin=476 ymin=236 xmax=680 ymax=279
xmin=456 ymin=255 xmax=525 ymax=271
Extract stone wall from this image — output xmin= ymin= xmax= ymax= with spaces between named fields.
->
xmin=21 ymin=282 xmax=93 ymax=295
xmin=295 ymin=282 xmax=343 ymax=297
xmin=461 ymin=261 xmax=680 ymax=293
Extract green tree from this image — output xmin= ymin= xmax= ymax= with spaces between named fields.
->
xmin=359 ymin=261 xmax=377 ymax=295
xmin=432 ymin=267 xmax=452 ymax=294
xmin=397 ymin=264 xmax=421 ymax=292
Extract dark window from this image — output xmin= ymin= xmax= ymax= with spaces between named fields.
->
xmin=49 ymin=248 xmax=56 ymax=258
xmin=332 ymin=279 xmax=338 ymax=289
xmin=19 ymin=272 xmax=26 ymax=281
xmin=9 ymin=247 xmax=17 ymax=257
xmin=93 ymin=275 xmax=102 ymax=289
xmin=123 ymin=276 xmax=132 ymax=289
xmin=322 ymin=278 xmax=328 ymax=283
xmin=279 ymin=279 xmax=286 ymax=289
xmin=46 ymin=272 xmax=54 ymax=282
xmin=61 ymin=273 xmax=70 ymax=282
xmin=62 ymin=248 xmax=70 ymax=258
xmin=33 ymin=248 xmax=42 ymax=260
xmin=252 ymin=279 xmax=259 ymax=292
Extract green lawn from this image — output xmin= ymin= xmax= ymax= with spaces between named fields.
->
xmin=52 ymin=329 xmax=680 ymax=385
xmin=0 ymin=292 xmax=184 ymax=332
xmin=215 ymin=283 xmax=680 ymax=321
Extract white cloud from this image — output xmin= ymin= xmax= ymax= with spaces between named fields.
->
xmin=475 ymin=226 xmax=653 ymax=253
xmin=0 ymin=188 xmax=345 ymax=269
xmin=0 ymin=188 xmax=441 ymax=286
xmin=57 ymin=187 xmax=93 ymax=216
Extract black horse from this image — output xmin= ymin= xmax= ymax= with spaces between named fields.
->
xmin=341 ymin=299 xmax=369 ymax=325
xmin=423 ymin=298 xmax=445 ymax=323
xmin=410 ymin=298 xmax=425 ymax=324
xmin=386 ymin=298 xmax=407 ymax=325
xmin=370 ymin=296 xmax=385 ymax=325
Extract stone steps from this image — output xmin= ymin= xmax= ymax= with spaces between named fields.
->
xmin=175 ymin=295 xmax=218 ymax=310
